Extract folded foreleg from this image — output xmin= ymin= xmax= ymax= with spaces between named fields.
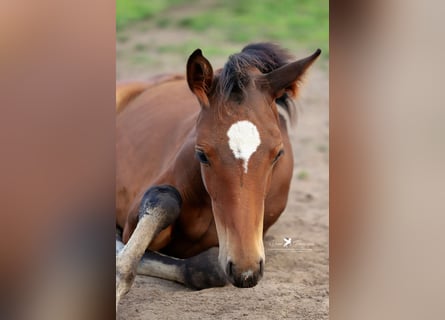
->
xmin=116 ymin=185 xmax=182 ymax=310
xmin=137 ymin=247 xmax=227 ymax=290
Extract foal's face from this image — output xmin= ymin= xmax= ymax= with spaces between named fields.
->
xmin=186 ymin=46 xmax=320 ymax=287
xmin=195 ymin=87 xmax=284 ymax=288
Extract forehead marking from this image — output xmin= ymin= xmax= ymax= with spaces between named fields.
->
xmin=226 ymin=120 xmax=261 ymax=173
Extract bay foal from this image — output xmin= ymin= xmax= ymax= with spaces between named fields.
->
xmin=116 ymin=43 xmax=320 ymax=308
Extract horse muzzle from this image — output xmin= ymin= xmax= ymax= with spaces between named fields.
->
xmin=225 ymin=258 xmax=264 ymax=288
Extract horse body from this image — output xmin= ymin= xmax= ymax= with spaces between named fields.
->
xmin=116 ymin=43 xmax=320 ymax=309
xmin=116 ymin=79 xmax=213 ymax=256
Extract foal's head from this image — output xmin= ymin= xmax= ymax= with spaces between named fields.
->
xmin=186 ymin=43 xmax=320 ymax=288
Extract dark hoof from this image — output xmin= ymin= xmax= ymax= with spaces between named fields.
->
xmin=182 ymin=248 xmax=227 ymax=290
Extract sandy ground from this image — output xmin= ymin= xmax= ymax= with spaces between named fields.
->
xmin=116 ymin=27 xmax=329 ymax=319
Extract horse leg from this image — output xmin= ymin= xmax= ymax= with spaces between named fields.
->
xmin=137 ymin=247 xmax=228 ymax=290
xmin=116 ymin=185 xmax=182 ymax=310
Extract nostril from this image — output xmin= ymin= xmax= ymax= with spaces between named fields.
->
xmin=226 ymin=261 xmax=234 ymax=277
xmin=259 ymin=258 xmax=264 ymax=275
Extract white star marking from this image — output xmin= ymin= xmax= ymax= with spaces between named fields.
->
xmin=226 ymin=120 xmax=261 ymax=173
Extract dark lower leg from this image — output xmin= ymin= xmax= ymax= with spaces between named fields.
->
xmin=137 ymin=247 xmax=227 ymax=290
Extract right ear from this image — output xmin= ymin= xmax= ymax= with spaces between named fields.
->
xmin=256 ymin=49 xmax=321 ymax=99
xmin=186 ymin=49 xmax=213 ymax=107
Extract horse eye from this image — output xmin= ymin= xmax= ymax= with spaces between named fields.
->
xmin=273 ymin=149 xmax=285 ymax=163
xmin=195 ymin=150 xmax=210 ymax=165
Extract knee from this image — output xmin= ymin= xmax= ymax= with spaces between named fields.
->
xmin=138 ymin=185 xmax=182 ymax=228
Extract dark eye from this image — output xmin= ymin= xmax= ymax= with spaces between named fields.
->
xmin=273 ymin=149 xmax=285 ymax=163
xmin=195 ymin=149 xmax=210 ymax=165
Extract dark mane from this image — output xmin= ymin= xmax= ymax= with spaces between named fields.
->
xmin=215 ymin=42 xmax=297 ymax=122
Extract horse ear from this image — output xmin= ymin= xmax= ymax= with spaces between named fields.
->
xmin=258 ymin=49 xmax=321 ymax=99
xmin=187 ymin=49 xmax=213 ymax=107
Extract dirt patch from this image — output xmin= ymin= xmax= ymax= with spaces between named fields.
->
xmin=117 ymin=22 xmax=329 ymax=319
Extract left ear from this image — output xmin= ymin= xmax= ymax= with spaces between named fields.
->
xmin=257 ymin=49 xmax=321 ymax=99
xmin=186 ymin=49 xmax=214 ymax=107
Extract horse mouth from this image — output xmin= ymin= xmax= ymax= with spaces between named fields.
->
xmin=225 ymin=259 xmax=264 ymax=288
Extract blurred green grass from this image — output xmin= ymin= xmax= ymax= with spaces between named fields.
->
xmin=116 ymin=0 xmax=182 ymax=30
xmin=116 ymin=0 xmax=328 ymax=57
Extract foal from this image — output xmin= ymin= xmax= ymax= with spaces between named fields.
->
xmin=116 ymin=43 xmax=320 ymax=308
